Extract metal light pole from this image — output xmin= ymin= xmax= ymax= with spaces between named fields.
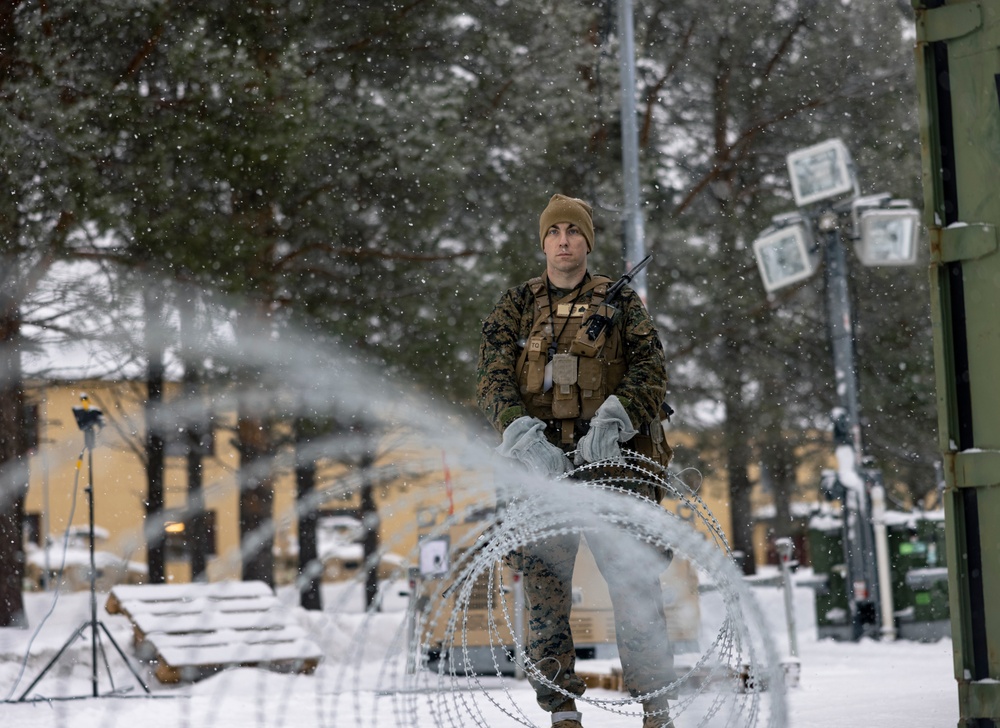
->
xmin=616 ymin=0 xmax=648 ymax=302
xmin=818 ymin=213 xmax=880 ymax=640
xmin=818 ymin=213 xmax=863 ymax=463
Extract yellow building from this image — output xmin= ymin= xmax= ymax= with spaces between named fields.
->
xmin=24 ymin=380 xmax=756 ymax=589
xmin=25 ymin=380 xmax=459 ymax=586
xmin=27 ymin=380 xmax=262 ymax=584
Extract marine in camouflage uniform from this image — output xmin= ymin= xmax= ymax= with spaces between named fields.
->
xmin=476 ymin=195 xmax=676 ymax=728
xmin=477 ymin=276 xmax=666 ymax=442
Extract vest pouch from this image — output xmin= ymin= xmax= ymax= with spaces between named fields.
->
xmin=578 ymin=357 xmax=605 ymax=420
xmin=550 ymin=353 xmax=580 ymax=419
xmin=631 ymin=418 xmax=674 ymax=470
xmin=524 ymin=337 xmax=548 ymax=394
xmin=607 ymin=358 xmax=627 ymax=391
xmin=570 ymin=302 xmax=615 ymax=356
xmin=570 ymin=326 xmax=606 ymax=357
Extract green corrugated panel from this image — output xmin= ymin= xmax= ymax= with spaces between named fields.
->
xmin=914 ymin=0 xmax=1000 ymax=718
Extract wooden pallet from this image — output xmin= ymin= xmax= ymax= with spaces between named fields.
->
xmin=106 ymin=581 xmax=322 ymax=683
xmin=578 ymin=667 xmax=626 ymax=691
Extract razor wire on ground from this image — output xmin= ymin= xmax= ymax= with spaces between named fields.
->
xmin=0 ymin=437 xmax=788 ymax=728
xmin=319 ymin=451 xmax=787 ymax=728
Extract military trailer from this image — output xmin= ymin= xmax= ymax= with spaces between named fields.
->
xmin=884 ymin=510 xmax=949 ymax=642
xmin=807 ymin=508 xmax=949 ymax=642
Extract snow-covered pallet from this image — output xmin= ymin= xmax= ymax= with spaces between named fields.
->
xmin=106 ymin=581 xmax=322 ymax=683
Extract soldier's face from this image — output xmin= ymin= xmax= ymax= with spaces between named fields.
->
xmin=543 ymin=222 xmax=588 ymax=282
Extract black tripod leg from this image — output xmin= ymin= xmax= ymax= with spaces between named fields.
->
xmin=98 ymin=621 xmax=150 ymax=693
xmin=93 ymin=626 xmax=118 ymax=693
xmin=17 ymin=621 xmax=89 ymax=701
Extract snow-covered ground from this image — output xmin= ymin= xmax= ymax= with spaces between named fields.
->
xmin=0 ymin=572 xmax=957 ymax=727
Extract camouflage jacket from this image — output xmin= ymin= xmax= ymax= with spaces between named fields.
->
xmin=476 ymin=271 xmax=667 ymax=436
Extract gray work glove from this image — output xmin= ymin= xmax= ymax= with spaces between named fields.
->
xmin=496 ymin=416 xmax=571 ymax=477
xmin=574 ymin=395 xmax=638 ymax=465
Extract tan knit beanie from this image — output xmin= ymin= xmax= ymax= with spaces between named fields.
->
xmin=538 ymin=194 xmax=595 ymax=252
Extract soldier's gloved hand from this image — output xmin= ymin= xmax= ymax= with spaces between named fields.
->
xmin=574 ymin=395 xmax=637 ymax=465
xmin=496 ymin=416 xmax=570 ymax=477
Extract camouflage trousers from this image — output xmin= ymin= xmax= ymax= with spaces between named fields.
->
xmin=515 ymin=526 xmax=676 ymax=713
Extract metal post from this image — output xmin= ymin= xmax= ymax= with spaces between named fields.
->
xmin=616 ymin=0 xmax=647 ymax=301
xmin=41 ymin=389 xmax=51 ymax=591
xmin=85 ymin=429 xmax=98 ymax=698
xmin=775 ymin=538 xmax=799 ymax=659
xmin=819 ymin=216 xmax=880 ymax=640
xmin=870 ymin=483 xmax=896 ymax=641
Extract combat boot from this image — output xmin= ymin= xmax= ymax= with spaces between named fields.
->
xmin=551 ymin=698 xmax=584 ymax=728
xmin=641 ymin=696 xmax=674 ymax=728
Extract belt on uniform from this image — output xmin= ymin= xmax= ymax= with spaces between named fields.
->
xmin=545 ymin=419 xmax=651 ymax=446
xmin=544 ymin=418 xmax=591 ymax=447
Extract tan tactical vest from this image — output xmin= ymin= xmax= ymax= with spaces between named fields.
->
xmin=516 ymin=275 xmax=626 ymax=444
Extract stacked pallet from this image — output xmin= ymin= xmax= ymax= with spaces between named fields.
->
xmin=106 ymin=581 xmax=322 ymax=683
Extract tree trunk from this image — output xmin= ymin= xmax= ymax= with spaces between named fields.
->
xmin=725 ymin=425 xmax=757 ymax=575
xmin=359 ymin=451 xmax=380 ymax=611
xmin=179 ymin=295 xmax=208 ymax=581
xmin=762 ymin=431 xmax=796 ymax=539
xmin=0 ymin=306 xmax=27 ymax=627
xmin=186 ymin=440 xmax=207 ymax=581
xmin=237 ymin=402 xmax=275 ymax=588
xmin=143 ymin=288 xmax=166 ymax=584
xmin=295 ymin=420 xmax=321 ymax=611
xmin=722 ymin=333 xmax=757 ymax=575
xmin=238 ymin=416 xmax=275 ymax=587
xmin=234 ymin=308 xmax=275 ymax=588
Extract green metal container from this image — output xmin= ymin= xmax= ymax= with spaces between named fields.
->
xmin=886 ymin=512 xmax=949 ymax=640
xmin=807 ymin=516 xmax=853 ymax=640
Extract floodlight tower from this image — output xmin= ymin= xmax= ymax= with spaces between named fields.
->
xmin=752 ymin=138 xmax=921 ymax=641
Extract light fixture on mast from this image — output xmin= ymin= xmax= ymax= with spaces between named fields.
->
xmin=786 ymin=137 xmax=859 ymax=208
xmin=855 ymin=204 xmax=921 ymax=267
xmin=752 ymin=216 xmax=818 ymax=293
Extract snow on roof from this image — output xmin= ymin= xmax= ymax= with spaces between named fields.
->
xmin=752 ymin=501 xmax=825 ymax=521
xmin=318 ymin=515 xmax=362 ymax=529
xmin=283 ymin=521 xmax=408 ymax=567
xmin=882 ymin=509 xmax=946 ymax=528
xmin=808 ymin=513 xmax=843 ymax=532
xmin=806 ymin=508 xmax=945 ymax=533
xmin=61 ymin=524 xmax=111 ymax=542
xmin=26 ymin=545 xmax=147 ymax=573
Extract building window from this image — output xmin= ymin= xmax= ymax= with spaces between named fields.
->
xmin=23 ymin=403 xmax=39 ymax=453
xmin=164 ymin=428 xmax=216 ymax=458
xmin=23 ymin=512 xmax=41 ymax=546
xmin=164 ymin=511 xmax=217 ymax=562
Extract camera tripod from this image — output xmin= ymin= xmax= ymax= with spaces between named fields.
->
xmin=18 ymin=400 xmax=150 ymax=701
